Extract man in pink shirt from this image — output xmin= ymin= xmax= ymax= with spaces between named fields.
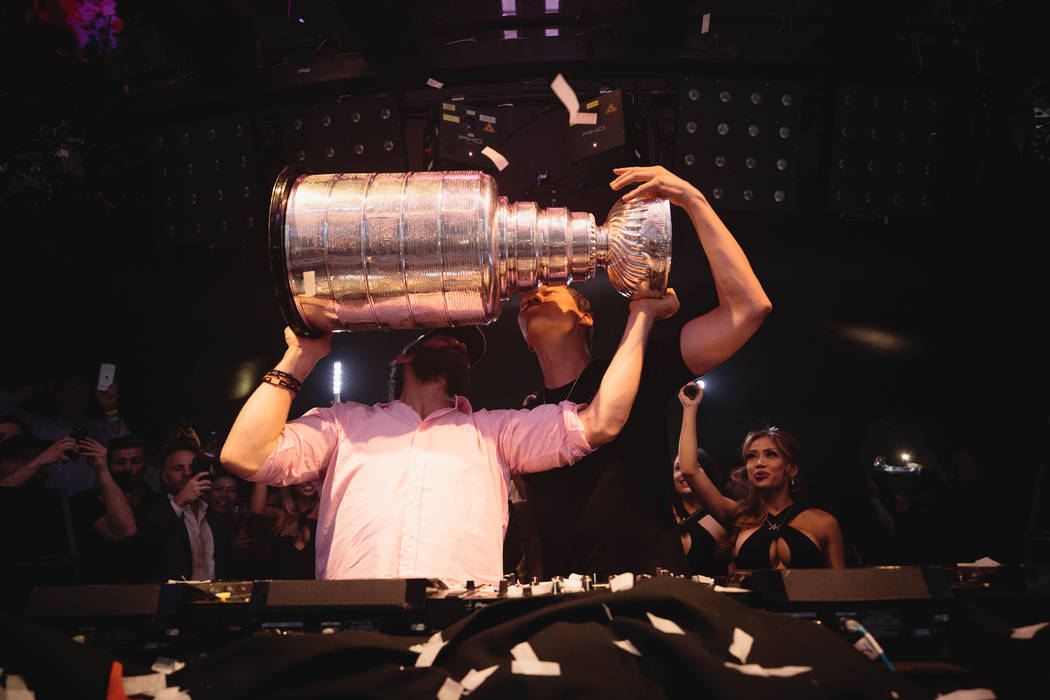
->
xmin=221 ymin=293 xmax=678 ymax=585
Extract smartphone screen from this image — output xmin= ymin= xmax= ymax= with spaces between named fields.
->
xmin=97 ymin=363 xmax=116 ymax=391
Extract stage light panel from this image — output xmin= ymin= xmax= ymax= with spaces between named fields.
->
xmin=676 ymin=77 xmax=802 ymax=212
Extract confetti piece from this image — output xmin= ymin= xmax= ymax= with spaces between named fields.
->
xmin=614 ymin=639 xmax=642 ymax=656
xmin=729 ymin=627 xmax=753 ymax=663
xmin=646 ymin=612 xmax=685 ymax=635
xmin=724 ymin=662 xmax=812 ymax=677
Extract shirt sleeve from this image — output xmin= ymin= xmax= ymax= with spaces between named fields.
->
xmin=495 ymin=401 xmax=594 ymax=475
xmin=251 ymin=405 xmax=342 ymax=486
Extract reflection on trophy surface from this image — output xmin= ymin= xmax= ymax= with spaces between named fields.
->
xmin=269 ymin=168 xmax=672 ymax=335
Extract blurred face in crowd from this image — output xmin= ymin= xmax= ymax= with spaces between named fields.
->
xmin=160 ymin=449 xmax=197 ymax=497
xmin=208 ymin=474 xmax=239 ymax=513
xmin=744 ymin=436 xmax=797 ymax=492
xmin=0 ymin=421 xmax=25 ymax=445
xmin=672 ymin=458 xmax=693 ymax=497
xmin=54 ymin=375 xmax=91 ymax=420
xmin=109 ymin=447 xmax=145 ymax=492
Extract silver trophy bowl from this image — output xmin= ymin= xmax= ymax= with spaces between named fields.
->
xmin=269 ymin=167 xmax=672 ymax=335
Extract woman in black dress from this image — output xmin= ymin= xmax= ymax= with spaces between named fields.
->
xmin=676 ymin=382 xmax=845 ymax=570
xmin=671 ymin=448 xmax=730 ymax=577
xmin=250 ymin=481 xmax=320 ymax=579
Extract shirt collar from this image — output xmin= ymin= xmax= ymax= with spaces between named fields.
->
xmin=167 ymin=492 xmax=207 ymax=517
xmin=378 ymin=396 xmax=474 ymax=418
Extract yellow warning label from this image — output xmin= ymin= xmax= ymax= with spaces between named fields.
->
xmin=442 ymin=113 xmax=460 ymax=123
xmin=586 ymin=99 xmax=600 ymax=110
xmin=483 ymin=123 xmax=495 ymax=133
xmin=605 ymin=102 xmax=618 ymax=113
xmin=442 ymin=102 xmax=457 ymax=112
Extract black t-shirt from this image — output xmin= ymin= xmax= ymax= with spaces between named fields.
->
xmin=521 ymin=328 xmax=692 ymax=578
xmin=69 ymin=488 xmax=144 ymax=583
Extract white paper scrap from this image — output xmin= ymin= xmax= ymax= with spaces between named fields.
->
xmin=933 ymin=689 xmax=997 ymax=700
xmin=153 ymin=687 xmax=193 ymax=700
xmin=724 ymin=662 xmax=812 ymax=678
xmin=854 ymin=634 xmax=884 ymax=661
xmin=413 ymin=631 xmax=448 ymax=668
xmin=481 ymin=147 xmax=509 ymax=171
xmin=303 ymin=270 xmax=316 ymax=297
xmin=956 ymin=557 xmax=1001 ymax=568
xmin=609 ymin=572 xmax=634 ymax=592
xmin=613 ymin=639 xmax=642 ymax=656
xmin=1010 ymin=621 xmax=1049 ymax=640
xmin=426 ymin=77 xmax=444 ymax=89
xmin=729 ymin=627 xmax=754 ymax=663
xmin=701 ymin=13 xmax=711 ymax=34
xmin=713 ymin=585 xmax=751 ymax=594
xmin=550 ymin=74 xmax=598 ymax=126
xmin=646 ymin=612 xmax=685 ymax=635
xmin=510 ymin=641 xmax=561 ymax=676
xmin=123 ymin=673 xmax=168 ymax=696
xmin=436 ymin=677 xmax=463 ymax=700
xmin=550 ymin=74 xmax=579 ymax=114
xmin=151 ymin=657 xmax=186 ymax=675
xmin=460 ymin=665 xmax=499 ymax=693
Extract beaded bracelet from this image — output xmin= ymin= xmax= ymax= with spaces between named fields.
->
xmin=262 ymin=369 xmax=303 ymax=394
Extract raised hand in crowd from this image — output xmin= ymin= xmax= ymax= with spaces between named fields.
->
xmin=75 ymin=436 xmax=137 ymax=540
xmin=0 ymin=436 xmax=78 ymax=487
xmin=78 ymin=436 xmax=109 ymax=473
xmin=173 ymin=471 xmax=212 ymax=508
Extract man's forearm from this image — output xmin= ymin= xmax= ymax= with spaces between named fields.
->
xmin=97 ymin=470 xmax=137 ymax=539
xmin=221 ymin=348 xmax=320 ymax=478
xmin=579 ymin=309 xmax=653 ymax=446
xmin=0 ymin=457 xmax=49 ymax=487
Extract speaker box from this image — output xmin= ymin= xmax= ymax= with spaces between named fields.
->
xmin=747 ymin=566 xmax=951 ymax=603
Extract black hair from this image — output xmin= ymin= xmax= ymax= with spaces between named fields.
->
xmin=0 ymin=415 xmax=29 ymax=432
xmin=107 ymin=433 xmax=146 ymax=456
xmin=158 ymin=438 xmax=200 ymax=471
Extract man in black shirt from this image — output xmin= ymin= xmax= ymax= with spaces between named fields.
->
xmin=516 ymin=166 xmax=772 ymax=578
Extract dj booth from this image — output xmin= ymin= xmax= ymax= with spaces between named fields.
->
xmin=2 ymin=565 xmax=1048 ymax=699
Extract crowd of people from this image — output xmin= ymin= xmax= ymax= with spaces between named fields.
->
xmin=0 ymin=166 xmax=1009 ymax=589
xmin=0 ymin=399 xmax=322 ymax=584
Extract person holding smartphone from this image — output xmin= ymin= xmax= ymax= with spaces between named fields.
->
xmin=8 ymin=364 xmax=129 ymax=495
xmin=676 ymin=382 xmax=845 ymax=570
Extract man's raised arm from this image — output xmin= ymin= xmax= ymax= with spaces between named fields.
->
xmin=220 ymin=328 xmax=331 ymax=478
xmin=610 ymin=166 xmax=772 ymax=375
xmin=577 ymin=291 xmax=679 ymax=446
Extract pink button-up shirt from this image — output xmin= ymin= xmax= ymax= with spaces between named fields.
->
xmin=252 ymin=396 xmax=592 ymax=585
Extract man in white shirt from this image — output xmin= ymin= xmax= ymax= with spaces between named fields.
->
xmin=138 ymin=442 xmax=230 ymax=581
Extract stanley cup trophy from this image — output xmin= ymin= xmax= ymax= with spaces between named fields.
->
xmin=268 ymin=167 xmax=672 ymax=336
